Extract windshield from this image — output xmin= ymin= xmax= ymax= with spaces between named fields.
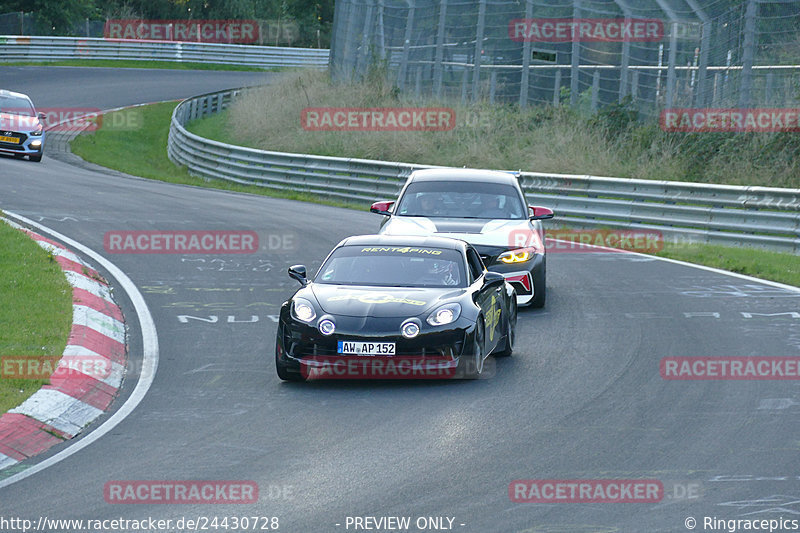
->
xmin=396 ymin=180 xmax=526 ymax=219
xmin=0 ymin=95 xmax=35 ymax=117
xmin=316 ymin=245 xmax=466 ymax=288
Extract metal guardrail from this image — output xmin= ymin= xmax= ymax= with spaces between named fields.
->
xmin=168 ymin=89 xmax=800 ymax=254
xmin=0 ymin=35 xmax=329 ymax=68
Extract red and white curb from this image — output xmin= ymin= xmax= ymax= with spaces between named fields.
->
xmin=0 ymin=220 xmax=127 ymax=471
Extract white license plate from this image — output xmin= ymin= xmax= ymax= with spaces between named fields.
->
xmin=337 ymin=341 xmax=395 ymax=355
xmin=0 ymin=135 xmax=20 ymax=144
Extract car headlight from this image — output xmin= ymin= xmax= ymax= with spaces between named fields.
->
xmin=291 ymin=298 xmax=317 ymax=323
xmin=499 ymin=249 xmax=533 ymax=263
xmin=427 ymin=303 xmax=461 ymax=326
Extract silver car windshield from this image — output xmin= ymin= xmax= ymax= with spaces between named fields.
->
xmin=0 ymin=95 xmax=35 ymax=117
xmin=396 ymin=180 xmax=526 ymax=219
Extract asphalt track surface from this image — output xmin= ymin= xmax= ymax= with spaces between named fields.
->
xmin=1 ymin=66 xmax=800 ymax=533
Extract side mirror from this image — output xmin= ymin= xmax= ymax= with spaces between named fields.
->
xmin=37 ymin=112 xmax=46 ymax=120
xmin=288 ymin=264 xmax=308 ymax=286
xmin=484 ymin=271 xmax=505 ymax=286
xmin=370 ymin=200 xmax=395 ymax=216
xmin=529 ymin=205 xmax=554 ymax=220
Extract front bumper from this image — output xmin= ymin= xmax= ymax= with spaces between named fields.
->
xmin=0 ymin=130 xmax=44 ymax=157
xmin=277 ymin=314 xmax=475 ymax=379
xmin=480 ymin=253 xmax=544 ymax=306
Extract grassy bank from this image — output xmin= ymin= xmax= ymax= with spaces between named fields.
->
xmin=188 ymin=70 xmax=799 ymax=188
xmin=69 ymin=98 xmax=800 ymax=288
xmin=1 ymin=59 xmax=269 ymax=71
xmin=70 ymin=102 xmax=359 ymax=208
xmin=0 ymin=220 xmax=73 ymax=414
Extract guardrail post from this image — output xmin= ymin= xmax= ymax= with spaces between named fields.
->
xmin=489 ymin=71 xmax=496 ymax=103
xmin=461 ymin=68 xmax=469 ymax=104
xmin=631 ymin=70 xmax=639 ymax=101
xmin=591 ymin=70 xmax=600 ymax=112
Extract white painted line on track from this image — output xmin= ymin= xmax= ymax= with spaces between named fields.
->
xmin=549 ymin=237 xmax=800 ymax=293
xmin=0 ymin=211 xmax=159 ymax=489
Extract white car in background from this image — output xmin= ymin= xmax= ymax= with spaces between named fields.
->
xmin=371 ymin=168 xmax=554 ymax=307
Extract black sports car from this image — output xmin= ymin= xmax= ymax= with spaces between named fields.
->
xmin=275 ymin=235 xmax=517 ymax=381
xmin=371 ymin=168 xmax=554 ymax=308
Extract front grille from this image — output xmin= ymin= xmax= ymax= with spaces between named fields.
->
xmin=0 ymin=131 xmax=28 ymax=150
xmin=287 ymin=331 xmax=466 ymax=359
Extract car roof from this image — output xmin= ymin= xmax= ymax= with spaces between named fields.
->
xmin=338 ymin=234 xmax=468 ymax=252
xmin=0 ymin=89 xmax=32 ymax=101
xmin=407 ymin=168 xmax=519 ymax=186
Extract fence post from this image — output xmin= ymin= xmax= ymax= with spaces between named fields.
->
xmin=357 ymin=1 xmax=375 ymax=78
xmin=553 ymin=69 xmax=562 ymax=106
xmin=433 ymin=0 xmax=448 ymax=97
xmin=398 ymin=0 xmax=415 ymax=90
xmin=570 ymin=0 xmax=582 ymax=106
xmin=765 ymin=72 xmax=774 ymax=105
xmin=591 ymin=70 xmax=600 ymax=112
xmin=472 ymin=0 xmax=486 ymax=102
xmin=489 ymin=70 xmax=497 ymax=103
xmin=666 ymin=22 xmax=677 ymax=109
xmin=461 ymin=68 xmax=469 ymax=104
xmin=739 ymin=0 xmax=757 ymax=108
xmin=519 ymin=0 xmax=533 ymax=108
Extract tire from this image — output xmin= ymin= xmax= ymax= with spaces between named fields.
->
xmin=530 ymin=257 xmax=546 ymax=308
xmin=496 ymin=299 xmax=517 ymax=357
xmin=460 ymin=320 xmax=485 ymax=379
xmin=30 ymin=154 xmax=42 ymax=162
xmin=275 ymin=330 xmax=304 ymax=382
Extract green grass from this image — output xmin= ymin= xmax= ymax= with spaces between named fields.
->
xmin=1 ymin=59 xmax=271 ymax=71
xmin=0 ymin=220 xmax=73 ymax=415
xmin=70 ymin=102 xmax=360 ymax=210
xmin=71 ymin=100 xmax=800 ymax=289
xmin=656 ymin=243 xmax=800 ymax=287
xmin=191 ymin=70 xmax=800 ymax=188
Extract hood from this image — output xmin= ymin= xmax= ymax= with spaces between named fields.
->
xmin=381 ymin=216 xmax=535 ymax=248
xmin=0 ymin=112 xmax=41 ymax=133
xmin=307 ymin=284 xmax=462 ymax=318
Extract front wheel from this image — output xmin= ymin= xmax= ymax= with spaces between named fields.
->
xmin=460 ymin=320 xmax=485 ymax=379
xmin=30 ymin=154 xmax=42 ymax=162
xmin=530 ymin=258 xmax=546 ymax=308
xmin=275 ymin=330 xmax=304 ymax=382
xmin=496 ymin=300 xmax=517 ymax=357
